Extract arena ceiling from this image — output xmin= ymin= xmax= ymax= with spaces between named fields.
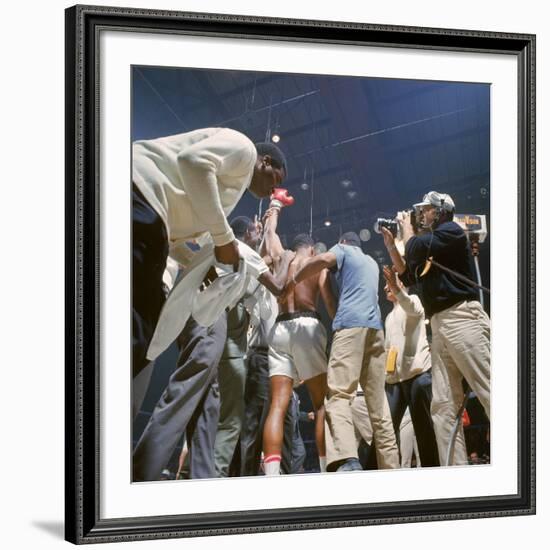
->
xmin=132 ymin=65 xmax=490 ymax=300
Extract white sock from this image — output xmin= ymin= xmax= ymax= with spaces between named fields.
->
xmin=264 ymin=454 xmax=281 ymax=476
xmin=319 ymin=456 xmax=327 ymax=473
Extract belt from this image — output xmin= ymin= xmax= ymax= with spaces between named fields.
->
xmin=275 ymin=310 xmax=320 ymax=323
xmin=250 ymin=346 xmax=269 ymax=353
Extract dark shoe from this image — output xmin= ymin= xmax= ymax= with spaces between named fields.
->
xmin=336 ymin=458 xmax=363 ymax=472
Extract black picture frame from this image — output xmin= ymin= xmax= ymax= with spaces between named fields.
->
xmin=65 ymin=4 xmax=536 ymax=544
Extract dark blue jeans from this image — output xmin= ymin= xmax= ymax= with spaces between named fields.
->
xmin=385 ymin=370 xmax=440 ymax=467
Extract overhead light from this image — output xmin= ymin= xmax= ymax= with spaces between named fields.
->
xmin=347 ymin=190 xmax=357 ymax=199
xmin=324 ymin=220 xmax=332 ymax=227
xmin=359 ymin=229 xmax=371 ymax=242
xmin=341 ymin=179 xmax=352 ymax=188
xmin=300 ymin=182 xmax=309 ymax=191
xmin=480 ymin=187 xmax=488 ymax=196
xmin=271 ymin=134 xmax=280 ymax=143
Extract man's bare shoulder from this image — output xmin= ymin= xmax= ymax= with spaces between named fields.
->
xmin=291 ymin=254 xmax=316 ymax=271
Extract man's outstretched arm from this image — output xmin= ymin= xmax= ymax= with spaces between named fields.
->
xmin=260 ymin=207 xmax=285 ymax=261
xmin=281 ymin=252 xmax=337 ymax=300
xmin=319 ymin=268 xmax=337 ymax=319
xmin=258 ymin=250 xmax=295 ymax=296
xmin=295 ymin=252 xmax=337 ymax=283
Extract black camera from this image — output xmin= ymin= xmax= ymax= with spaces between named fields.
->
xmin=374 ymin=209 xmax=417 ymax=237
xmin=374 ymin=217 xmax=398 ymax=236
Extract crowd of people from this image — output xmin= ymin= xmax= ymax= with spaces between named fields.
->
xmin=131 ymin=127 xmax=491 ymax=481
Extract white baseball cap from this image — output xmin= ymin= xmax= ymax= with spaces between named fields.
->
xmin=413 ymin=191 xmax=455 ymax=212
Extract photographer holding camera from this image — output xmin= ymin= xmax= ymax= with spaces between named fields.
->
xmin=381 ymin=191 xmax=490 ymax=466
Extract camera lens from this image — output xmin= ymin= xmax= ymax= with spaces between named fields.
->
xmin=374 ymin=218 xmax=398 ymax=236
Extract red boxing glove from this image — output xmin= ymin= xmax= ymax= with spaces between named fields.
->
xmin=270 ymin=188 xmax=295 ymax=209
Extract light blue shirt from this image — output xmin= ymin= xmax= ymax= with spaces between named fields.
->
xmin=329 ymin=244 xmax=382 ymax=331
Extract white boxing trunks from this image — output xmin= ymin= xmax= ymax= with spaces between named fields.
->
xmin=268 ymin=311 xmax=328 ymax=383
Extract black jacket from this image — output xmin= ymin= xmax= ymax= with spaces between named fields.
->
xmin=400 ymin=221 xmax=477 ymax=317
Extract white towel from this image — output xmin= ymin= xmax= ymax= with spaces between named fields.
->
xmin=146 ymin=244 xmax=214 ymax=361
xmin=146 ymin=241 xmax=269 ymax=361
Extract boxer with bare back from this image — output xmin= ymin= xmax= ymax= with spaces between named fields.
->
xmin=260 ymin=193 xmax=336 ymax=476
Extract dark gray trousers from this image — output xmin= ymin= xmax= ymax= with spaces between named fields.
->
xmin=290 ymin=391 xmax=307 ymax=474
xmin=133 ymin=314 xmax=227 ymax=481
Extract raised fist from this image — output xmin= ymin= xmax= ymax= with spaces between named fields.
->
xmin=270 ymin=188 xmax=295 ymax=209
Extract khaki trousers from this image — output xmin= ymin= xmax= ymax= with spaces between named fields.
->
xmin=351 ymin=395 xmax=373 ymax=447
xmin=430 ymin=300 xmax=490 ymax=466
xmin=325 ymin=327 xmax=399 ymax=469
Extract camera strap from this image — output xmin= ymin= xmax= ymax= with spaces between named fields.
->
xmin=422 ymin=257 xmax=490 ymax=294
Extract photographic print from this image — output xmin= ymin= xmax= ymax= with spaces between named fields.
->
xmin=131 ymin=66 xmax=491 ymax=482
xmin=65 ymin=5 xmax=534 ymax=543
